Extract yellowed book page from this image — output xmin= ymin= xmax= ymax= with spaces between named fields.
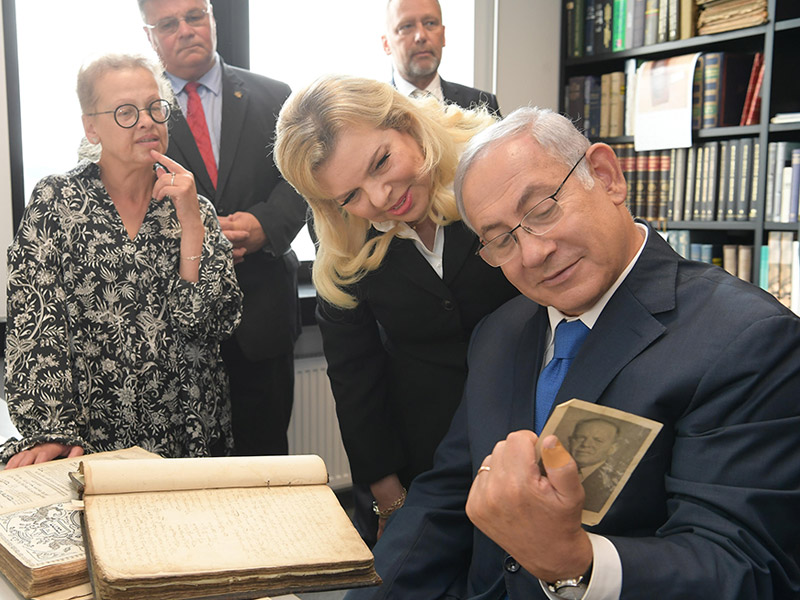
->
xmin=82 ymin=455 xmax=327 ymax=496
xmin=84 ymin=485 xmax=372 ymax=581
xmin=0 ymin=447 xmax=158 ymax=515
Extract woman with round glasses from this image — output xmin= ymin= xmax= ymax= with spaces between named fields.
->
xmin=1 ymin=53 xmax=242 ymax=468
xmin=274 ymin=75 xmax=518 ymax=544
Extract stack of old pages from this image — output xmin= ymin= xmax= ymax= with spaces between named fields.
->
xmin=696 ymin=0 xmax=768 ymax=35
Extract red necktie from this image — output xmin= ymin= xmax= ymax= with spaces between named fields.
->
xmin=184 ymin=81 xmax=218 ymax=188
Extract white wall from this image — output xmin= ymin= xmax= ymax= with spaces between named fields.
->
xmin=0 ymin=9 xmax=12 ymax=322
xmin=474 ymin=0 xmax=561 ymax=115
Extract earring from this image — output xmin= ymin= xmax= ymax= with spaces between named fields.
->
xmin=89 ymin=136 xmax=99 ymax=144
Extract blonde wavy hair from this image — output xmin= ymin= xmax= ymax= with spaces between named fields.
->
xmin=274 ymin=75 xmax=497 ymax=308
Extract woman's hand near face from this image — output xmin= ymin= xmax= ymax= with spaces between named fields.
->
xmin=151 ymin=150 xmax=205 ymax=282
xmin=5 ymin=443 xmax=84 ymax=470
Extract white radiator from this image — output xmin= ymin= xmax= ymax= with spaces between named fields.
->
xmin=289 ymin=356 xmax=352 ymax=490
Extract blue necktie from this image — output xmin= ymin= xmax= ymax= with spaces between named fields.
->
xmin=534 ymin=320 xmax=590 ymax=433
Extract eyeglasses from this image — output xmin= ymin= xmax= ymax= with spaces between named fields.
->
xmin=144 ymin=8 xmax=210 ymax=36
xmin=86 ymin=99 xmax=172 ymax=128
xmin=477 ymin=152 xmax=586 ymax=268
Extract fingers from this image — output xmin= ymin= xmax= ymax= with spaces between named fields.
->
xmin=540 ymin=435 xmax=583 ymax=499
xmin=5 ymin=443 xmax=84 ymax=469
xmin=149 ymin=150 xmax=189 ymax=175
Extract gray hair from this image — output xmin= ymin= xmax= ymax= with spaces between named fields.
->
xmin=454 ymin=106 xmax=593 ymax=232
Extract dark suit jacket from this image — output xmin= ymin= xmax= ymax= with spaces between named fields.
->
xmin=317 ymin=222 xmax=518 ymax=486
xmin=165 ymin=61 xmax=306 ymax=361
xmin=347 ymin=226 xmax=800 ymax=599
xmin=440 ymin=77 xmax=501 ymax=116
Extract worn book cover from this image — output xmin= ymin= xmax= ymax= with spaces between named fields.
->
xmin=0 ymin=447 xmax=159 ymax=598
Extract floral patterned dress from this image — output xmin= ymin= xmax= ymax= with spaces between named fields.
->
xmin=2 ymin=161 xmax=243 ymax=460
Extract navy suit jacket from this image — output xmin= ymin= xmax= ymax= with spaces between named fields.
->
xmin=440 ymin=77 xmax=501 ymax=116
xmin=348 ymin=226 xmax=800 ymax=599
xmin=165 ymin=61 xmax=306 ymax=361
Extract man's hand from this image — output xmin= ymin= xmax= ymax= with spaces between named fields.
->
xmin=5 ymin=443 xmax=84 ymax=470
xmin=218 ymin=212 xmax=267 ymax=264
xmin=466 ymin=431 xmax=593 ymax=582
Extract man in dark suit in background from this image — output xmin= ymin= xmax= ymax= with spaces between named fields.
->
xmin=139 ymin=0 xmax=306 ymax=456
xmin=345 ymin=107 xmax=800 ymax=599
xmin=383 ymin=0 xmax=501 ymax=114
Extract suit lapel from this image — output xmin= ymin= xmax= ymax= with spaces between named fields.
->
xmin=216 ymin=63 xmax=247 ymax=203
xmin=439 ymin=77 xmax=460 ymax=106
xmin=442 ymin=222 xmax=478 ymax=285
xmin=556 ymin=227 xmax=675 ymax=408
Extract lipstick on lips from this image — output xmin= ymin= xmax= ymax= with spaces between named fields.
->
xmin=389 ymin=189 xmax=414 ymax=216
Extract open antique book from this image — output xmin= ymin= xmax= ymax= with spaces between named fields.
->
xmin=0 ymin=446 xmax=160 ymax=598
xmin=75 ymin=454 xmax=380 ymax=600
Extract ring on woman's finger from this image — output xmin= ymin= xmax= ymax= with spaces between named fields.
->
xmin=171 ymin=173 xmax=176 ymax=185
xmin=478 ymin=465 xmax=491 ymax=474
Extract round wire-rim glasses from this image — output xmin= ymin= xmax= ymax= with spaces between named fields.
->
xmin=86 ymin=99 xmax=172 ymax=129
xmin=477 ymin=152 xmax=587 ymax=268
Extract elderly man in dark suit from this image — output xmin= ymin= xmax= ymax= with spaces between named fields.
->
xmin=345 ymin=107 xmax=800 ymax=599
xmin=383 ymin=0 xmax=500 ymax=115
xmin=139 ymin=0 xmax=306 ymax=456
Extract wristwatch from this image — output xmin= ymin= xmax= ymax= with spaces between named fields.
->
xmin=546 ymin=564 xmax=592 ymax=599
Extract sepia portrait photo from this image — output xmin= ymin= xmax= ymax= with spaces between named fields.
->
xmin=538 ymin=399 xmax=663 ymax=525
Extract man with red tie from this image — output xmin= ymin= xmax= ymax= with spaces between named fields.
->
xmin=139 ymin=0 xmax=306 ymax=456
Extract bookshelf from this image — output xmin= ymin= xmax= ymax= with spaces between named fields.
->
xmin=560 ymin=0 xmax=800 ymax=292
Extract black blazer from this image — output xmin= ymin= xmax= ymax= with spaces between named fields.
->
xmin=165 ymin=61 xmax=306 ymax=360
xmin=317 ymin=222 xmax=519 ymax=486
xmin=348 ymin=226 xmax=800 ymax=599
xmin=440 ymin=77 xmax=501 ymax=116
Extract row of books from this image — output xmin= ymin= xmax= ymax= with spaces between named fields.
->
xmin=765 ymin=231 xmax=799 ymax=313
xmin=694 ymin=51 xmax=763 ymax=129
xmin=666 ymin=230 xmax=754 ymax=282
xmin=665 ymin=231 xmax=800 ymax=315
xmin=564 ymin=50 xmax=762 ymax=141
xmin=611 ymin=138 xmax=761 ymax=223
xmin=764 ymin=143 xmax=800 ymax=223
xmin=565 ymin=0 xmax=697 ymax=58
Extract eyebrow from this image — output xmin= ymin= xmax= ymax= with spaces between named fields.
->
xmin=477 ymin=182 xmax=544 ymax=237
xmin=329 ymin=145 xmax=383 ymax=204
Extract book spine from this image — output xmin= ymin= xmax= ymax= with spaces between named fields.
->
xmin=600 ymin=72 xmax=612 ymax=137
xmin=679 ymin=0 xmax=696 ymax=39
xmin=774 ymin=142 xmax=789 ymax=222
xmin=737 ymin=245 xmax=753 ymax=283
xmin=625 ymin=0 xmax=636 ymax=49
xmin=644 ymin=0 xmax=658 ymax=45
xmin=717 ymin=140 xmax=729 ymax=221
xmin=632 ymin=0 xmax=646 ymax=47
xmin=683 ymin=145 xmax=696 ymax=221
xmin=759 ymin=243 xmax=769 ymax=291
xmin=603 ymin=0 xmax=614 ymax=52
xmin=789 ymin=149 xmax=800 ymax=223
xmin=767 ymin=231 xmax=781 ymax=300
xmin=726 ymin=139 xmax=739 ymax=221
xmin=744 ymin=58 xmax=765 ymax=126
xmin=702 ymin=52 xmax=722 ymax=129
xmin=575 ymin=0 xmax=586 ymax=58
xmin=585 ymin=0 xmax=596 ymax=55
xmin=621 ymin=143 xmax=636 ymax=214
xmin=779 ymin=232 xmax=794 ymax=307
xmin=609 ymin=71 xmax=626 ymax=136
xmin=567 ymin=76 xmax=586 ymax=131
xmin=736 ymin=138 xmax=753 ymax=221
xmin=780 ymin=166 xmax=794 ymax=223
xmin=693 ymin=144 xmax=705 ymax=220
xmin=647 ymin=150 xmax=660 ymax=220
xmin=659 ymin=149 xmax=671 ymax=220
xmin=667 ymin=0 xmax=679 ymax=41
xmin=749 ymin=140 xmax=761 ymax=220
xmin=667 ymin=147 xmax=677 ymax=220
xmin=587 ymin=76 xmax=602 ymax=138
xmin=692 ymin=55 xmax=705 ymax=129
xmin=657 ymin=0 xmax=669 ymax=43
xmin=613 ymin=0 xmax=627 ymax=51
xmin=594 ymin=0 xmax=606 ymax=54
xmin=740 ymin=52 xmax=763 ymax=126
xmin=700 ymin=142 xmax=711 ymax=221
xmin=764 ymin=142 xmax=778 ymax=222
xmin=635 ymin=150 xmax=649 ymax=217
xmin=705 ymin=141 xmax=719 ymax=222
xmin=672 ymin=147 xmax=687 ymax=221
xmin=722 ymin=244 xmax=738 ymax=276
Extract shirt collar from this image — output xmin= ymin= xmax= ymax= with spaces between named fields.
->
xmin=546 ymin=222 xmax=649 ymax=334
xmin=393 ymin=72 xmax=443 ymax=102
xmin=165 ymin=53 xmax=222 ymax=97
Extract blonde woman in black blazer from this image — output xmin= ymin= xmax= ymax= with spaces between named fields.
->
xmin=274 ymin=75 xmax=518 ymax=545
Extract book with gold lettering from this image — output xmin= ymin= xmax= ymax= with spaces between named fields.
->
xmin=73 ymin=455 xmax=380 ymax=600
xmin=0 ymin=446 xmax=159 ymax=598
